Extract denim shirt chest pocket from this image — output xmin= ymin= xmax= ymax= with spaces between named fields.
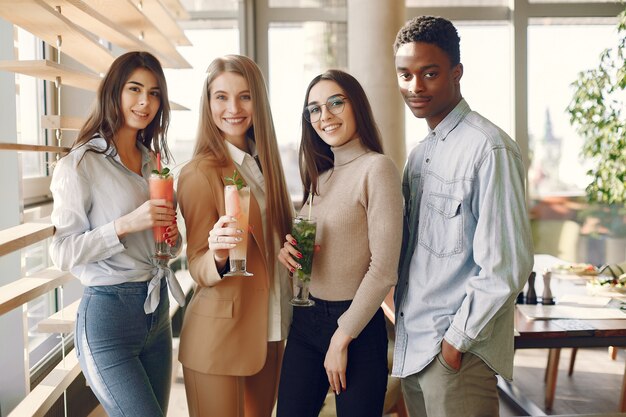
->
xmin=418 ymin=193 xmax=463 ymax=257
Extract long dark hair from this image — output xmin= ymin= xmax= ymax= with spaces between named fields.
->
xmin=72 ymin=51 xmax=171 ymax=162
xmin=299 ymin=69 xmax=384 ymax=205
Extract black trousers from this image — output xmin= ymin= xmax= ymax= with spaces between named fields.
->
xmin=277 ymin=296 xmax=388 ymax=417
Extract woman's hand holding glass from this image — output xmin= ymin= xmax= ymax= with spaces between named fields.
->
xmin=114 ymin=199 xmax=177 ymax=243
xmin=162 ymin=218 xmax=179 ymax=247
xmin=278 ymin=235 xmax=323 ymax=273
xmin=277 ymin=234 xmax=302 ymax=274
xmin=208 ymin=215 xmax=243 ymax=270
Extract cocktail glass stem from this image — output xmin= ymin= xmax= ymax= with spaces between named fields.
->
xmin=291 ymin=277 xmax=315 ymax=306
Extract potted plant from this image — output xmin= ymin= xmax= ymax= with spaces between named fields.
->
xmin=567 ymin=6 xmax=626 ymax=264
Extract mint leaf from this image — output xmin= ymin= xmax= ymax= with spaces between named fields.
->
xmin=224 ymin=170 xmax=245 ymax=190
xmin=152 ymin=167 xmax=171 ymax=178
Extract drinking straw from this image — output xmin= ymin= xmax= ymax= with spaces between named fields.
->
xmin=156 ymin=153 xmax=161 ymax=172
xmin=307 ymin=193 xmax=312 ymax=220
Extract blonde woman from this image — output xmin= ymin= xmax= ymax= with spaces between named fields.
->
xmin=177 ymin=55 xmax=293 ymax=417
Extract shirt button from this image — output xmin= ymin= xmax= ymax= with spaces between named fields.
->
xmin=426 ymin=158 xmax=430 ymax=163
xmin=400 ymin=312 xmax=404 ymax=317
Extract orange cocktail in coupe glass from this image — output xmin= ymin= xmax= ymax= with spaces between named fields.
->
xmin=223 ymin=171 xmax=253 ymax=276
xmin=149 ymin=157 xmax=174 ymax=260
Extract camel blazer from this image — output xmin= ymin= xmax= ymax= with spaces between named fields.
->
xmin=177 ymin=155 xmax=270 ymax=376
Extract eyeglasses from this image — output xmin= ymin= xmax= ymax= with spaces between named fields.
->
xmin=303 ymin=95 xmax=349 ymax=123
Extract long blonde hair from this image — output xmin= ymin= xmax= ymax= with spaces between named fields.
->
xmin=194 ymin=55 xmax=292 ymax=273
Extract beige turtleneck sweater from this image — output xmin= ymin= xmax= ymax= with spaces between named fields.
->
xmin=302 ymin=138 xmax=403 ymax=338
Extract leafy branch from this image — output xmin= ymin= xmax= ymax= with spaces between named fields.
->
xmin=566 ymin=7 xmax=626 ymax=205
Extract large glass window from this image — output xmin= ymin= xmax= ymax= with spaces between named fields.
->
xmin=180 ymin=0 xmax=237 ymax=11
xmin=25 ymin=245 xmax=58 ymax=371
xmin=527 ymin=19 xmax=623 ymax=265
xmin=405 ymin=23 xmax=512 ymax=154
xmin=15 ymin=28 xmax=45 ymax=178
xmin=407 ymin=0 xmax=506 ymax=5
xmin=527 ymin=22 xmax=617 ymax=198
xmin=268 ymin=21 xmax=347 ymax=200
xmin=529 ymin=0 xmax=616 ymax=3
xmin=10 ymin=28 xmax=60 ymax=370
xmin=269 ymin=0 xmax=345 ymax=7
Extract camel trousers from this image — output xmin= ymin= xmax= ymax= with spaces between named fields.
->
xmin=183 ymin=341 xmax=284 ymax=417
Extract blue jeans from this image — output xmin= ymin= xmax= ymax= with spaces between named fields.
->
xmin=277 ymin=296 xmax=388 ymax=417
xmin=75 ymin=280 xmax=172 ymax=417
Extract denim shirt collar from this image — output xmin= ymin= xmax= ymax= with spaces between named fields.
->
xmin=428 ymin=98 xmax=471 ymax=142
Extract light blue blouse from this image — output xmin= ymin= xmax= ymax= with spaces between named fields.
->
xmin=50 ymin=137 xmax=184 ymax=313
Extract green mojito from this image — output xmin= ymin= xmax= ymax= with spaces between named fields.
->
xmin=291 ymin=216 xmax=317 ymax=306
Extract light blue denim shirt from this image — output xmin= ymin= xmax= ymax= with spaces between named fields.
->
xmin=50 ymin=137 xmax=184 ymax=313
xmin=392 ymin=99 xmax=533 ymax=380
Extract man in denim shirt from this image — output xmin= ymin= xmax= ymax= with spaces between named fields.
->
xmin=392 ymin=16 xmax=533 ymax=416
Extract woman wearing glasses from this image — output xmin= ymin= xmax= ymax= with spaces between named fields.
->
xmin=276 ymin=70 xmax=403 ymax=417
xmin=176 ymin=55 xmax=293 ymax=417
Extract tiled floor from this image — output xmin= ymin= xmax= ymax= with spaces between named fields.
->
xmin=88 ymin=344 xmax=625 ymax=416
xmin=500 ymin=347 xmax=625 ymax=416
xmin=164 ymin=343 xmax=626 ymax=417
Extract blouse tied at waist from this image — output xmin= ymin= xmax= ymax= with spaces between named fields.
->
xmin=145 ymin=260 xmax=186 ymax=314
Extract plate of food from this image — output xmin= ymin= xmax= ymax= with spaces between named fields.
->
xmin=586 ymin=273 xmax=626 ymax=294
xmin=552 ymin=263 xmax=599 ymax=276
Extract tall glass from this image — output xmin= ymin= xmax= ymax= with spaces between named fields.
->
xmin=290 ymin=216 xmax=317 ymax=307
xmin=224 ymin=185 xmax=253 ymax=276
xmin=149 ymin=173 xmax=174 ymax=260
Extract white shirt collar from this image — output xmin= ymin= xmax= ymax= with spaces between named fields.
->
xmin=225 ymin=138 xmax=257 ymax=165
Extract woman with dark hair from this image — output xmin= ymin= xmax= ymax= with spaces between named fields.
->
xmin=276 ymin=69 xmax=403 ymax=417
xmin=176 ymin=54 xmax=293 ymax=417
xmin=50 ymin=51 xmax=183 ymax=417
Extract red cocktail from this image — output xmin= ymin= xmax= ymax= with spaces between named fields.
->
xmin=149 ymin=173 xmax=174 ymax=259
